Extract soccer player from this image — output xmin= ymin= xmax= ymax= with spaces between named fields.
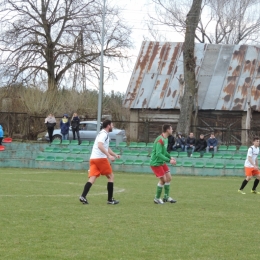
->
xmin=79 ymin=120 xmax=120 ymax=205
xmin=238 ymin=137 xmax=260 ymax=194
xmin=150 ymin=124 xmax=177 ymax=204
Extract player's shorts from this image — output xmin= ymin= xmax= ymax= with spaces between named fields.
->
xmin=88 ymin=158 xmax=112 ymax=178
xmin=245 ymin=167 xmax=260 ymax=177
xmin=150 ymin=164 xmax=169 ymax=178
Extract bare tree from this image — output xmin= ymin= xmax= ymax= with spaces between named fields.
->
xmin=148 ymin=0 xmax=260 ymax=44
xmin=176 ymin=0 xmax=203 ymax=135
xmin=0 ymin=0 xmax=132 ymax=93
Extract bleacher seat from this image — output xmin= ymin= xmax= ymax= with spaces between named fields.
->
xmin=174 ymin=161 xmax=182 ymax=167
xmin=81 ymin=141 xmax=89 ymax=146
xmin=130 ymin=150 xmax=140 ymax=156
xmin=71 ymin=148 xmax=81 ymax=154
xmin=122 ymin=150 xmax=132 ymax=155
xmin=36 ymin=155 xmax=45 ymax=161
xmin=109 ymin=142 xmax=116 ymax=147
xmin=222 ymin=154 xmax=232 ymax=159
xmin=146 ymin=143 xmax=154 ymax=148
xmin=239 ymin=146 xmax=248 ymax=152
xmin=192 ymin=152 xmax=201 ymax=158
xmin=44 ymin=147 xmax=53 ymax=153
xmin=136 ymin=142 xmax=146 ymax=148
xmin=117 ymin=142 xmax=127 ymax=148
xmin=205 ymin=162 xmax=214 ymax=168
xmin=89 ymin=141 xmax=95 ymax=146
xmin=75 ymin=157 xmax=84 ymax=163
xmin=232 ymin=154 xmax=242 ymax=160
xmin=113 ymin=159 xmax=124 ymax=165
xmin=55 ymin=157 xmax=64 ymax=162
xmin=80 ymin=149 xmax=90 ymax=154
xmin=46 ymin=156 xmax=55 ymax=161
xmin=241 ymin=154 xmax=247 ymax=160
xmin=51 ymin=140 xmax=61 ymax=145
xmin=70 ymin=140 xmax=79 ymax=145
xmin=227 ymin=145 xmax=236 ymax=151
xmin=203 ymin=153 xmax=213 ymax=158
xmin=225 ymin=163 xmax=235 ymax=169
xmin=129 ymin=142 xmax=137 ymax=148
xmin=61 ymin=140 xmax=70 ymax=145
xmin=139 ymin=151 xmax=149 ymax=156
xmin=183 ymin=162 xmax=193 ymax=167
xmin=61 ymin=148 xmax=70 ymax=153
xmin=113 ymin=149 xmax=121 ymax=154
xmin=3 ymin=137 xmax=12 ymax=143
xmin=52 ymin=148 xmax=61 ymax=153
xmin=65 ymin=157 xmax=75 ymax=162
xmin=170 ymin=151 xmax=178 ymax=157
xmin=178 ymin=152 xmax=187 ymax=158
xmin=133 ymin=160 xmax=143 ymax=165
xmin=143 ymin=160 xmax=150 ymax=166
xmin=235 ymin=164 xmax=244 ymax=169
xmin=194 ymin=162 xmax=204 ymax=168
xmin=215 ymin=163 xmax=224 ymax=169
xmin=214 ymin=154 xmax=223 ymax=159
xmin=124 ymin=159 xmax=134 ymax=165
xmin=218 ymin=145 xmax=227 ymax=151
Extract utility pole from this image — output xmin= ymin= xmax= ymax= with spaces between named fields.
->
xmin=97 ymin=0 xmax=106 ymax=133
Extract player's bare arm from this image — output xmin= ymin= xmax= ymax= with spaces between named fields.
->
xmin=248 ymin=155 xmax=257 ymax=169
xmin=255 ymin=158 xmax=259 ymax=168
xmin=108 ymin=148 xmax=120 ymax=159
xmin=98 ymin=142 xmax=115 ymax=161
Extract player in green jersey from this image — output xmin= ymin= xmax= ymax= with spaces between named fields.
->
xmin=150 ymin=124 xmax=177 ymax=204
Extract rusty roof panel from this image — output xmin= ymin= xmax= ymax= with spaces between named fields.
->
xmin=148 ymin=75 xmax=171 ymax=108
xmin=124 ymin=42 xmax=260 ymax=112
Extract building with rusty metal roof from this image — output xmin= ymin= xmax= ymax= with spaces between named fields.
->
xmin=123 ymin=42 xmax=260 ymax=144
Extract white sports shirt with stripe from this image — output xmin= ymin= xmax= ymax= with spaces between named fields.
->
xmin=90 ymin=129 xmax=109 ymax=159
xmin=244 ymin=146 xmax=259 ymax=167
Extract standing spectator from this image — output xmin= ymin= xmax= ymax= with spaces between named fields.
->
xmin=71 ymin=112 xmax=81 ymax=144
xmin=60 ymin=114 xmax=70 ymax=140
xmin=167 ymin=134 xmax=175 ymax=152
xmin=185 ymin=132 xmax=196 ymax=152
xmin=45 ymin=114 xmax=56 ymax=143
xmin=0 ymin=125 xmax=4 ymax=145
xmin=195 ymin=134 xmax=207 ymax=152
xmin=172 ymin=132 xmax=185 ymax=151
xmin=206 ymin=132 xmax=218 ymax=153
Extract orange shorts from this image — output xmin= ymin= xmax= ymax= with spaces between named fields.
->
xmin=245 ymin=167 xmax=260 ymax=177
xmin=88 ymin=158 xmax=112 ymax=178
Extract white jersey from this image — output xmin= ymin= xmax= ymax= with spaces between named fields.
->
xmin=90 ymin=129 xmax=109 ymax=159
xmin=244 ymin=146 xmax=259 ymax=167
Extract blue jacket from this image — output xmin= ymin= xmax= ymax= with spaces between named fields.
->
xmin=60 ymin=118 xmax=70 ymax=135
xmin=207 ymin=137 xmax=218 ymax=147
xmin=0 ymin=125 xmax=4 ymax=137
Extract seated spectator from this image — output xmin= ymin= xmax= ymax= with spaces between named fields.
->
xmin=172 ymin=132 xmax=185 ymax=151
xmin=167 ymin=134 xmax=175 ymax=152
xmin=195 ymin=134 xmax=207 ymax=152
xmin=206 ymin=132 xmax=218 ymax=153
xmin=185 ymin=132 xmax=196 ymax=152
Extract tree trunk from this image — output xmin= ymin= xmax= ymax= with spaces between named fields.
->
xmin=176 ymin=0 xmax=202 ymax=135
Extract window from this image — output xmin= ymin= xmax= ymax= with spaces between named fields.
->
xmin=86 ymin=123 xmax=97 ymax=131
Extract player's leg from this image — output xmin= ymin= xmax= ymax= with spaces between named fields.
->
xmin=151 ymin=165 xmax=166 ymax=204
xmin=163 ymin=170 xmax=177 ymax=203
xmin=251 ymin=172 xmax=260 ymax=194
xmin=238 ymin=167 xmax=253 ymax=194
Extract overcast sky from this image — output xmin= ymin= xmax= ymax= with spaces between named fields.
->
xmin=103 ymin=0 xmax=184 ymax=94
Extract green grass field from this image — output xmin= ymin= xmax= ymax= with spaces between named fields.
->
xmin=0 ymin=168 xmax=260 ymax=260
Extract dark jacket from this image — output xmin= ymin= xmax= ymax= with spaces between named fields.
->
xmin=207 ymin=137 xmax=218 ymax=147
xmin=195 ymin=138 xmax=207 ymax=149
xmin=60 ymin=118 xmax=70 ymax=135
xmin=71 ymin=116 xmax=80 ymax=131
xmin=175 ymin=136 xmax=185 ymax=146
xmin=186 ymin=137 xmax=196 ymax=146
xmin=167 ymin=135 xmax=175 ymax=152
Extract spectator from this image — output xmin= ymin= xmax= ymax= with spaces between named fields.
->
xmin=172 ymin=132 xmax=185 ymax=151
xmin=60 ymin=114 xmax=70 ymax=140
xmin=45 ymin=114 xmax=56 ymax=143
xmin=206 ymin=132 xmax=218 ymax=153
xmin=0 ymin=125 xmax=4 ymax=145
xmin=71 ymin=112 xmax=81 ymax=144
xmin=195 ymin=134 xmax=207 ymax=152
xmin=167 ymin=134 xmax=175 ymax=152
xmin=185 ymin=132 xmax=196 ymax=152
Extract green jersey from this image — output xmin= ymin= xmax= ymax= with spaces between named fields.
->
xmin=150 ymin=135 xmax=171 ymax=166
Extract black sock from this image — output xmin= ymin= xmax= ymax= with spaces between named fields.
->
xmin=252 ymin=179 xmax=259 ymax=191
xmin=81 ymin=182 xmax=92 ymax=198
xmin=239 ymin=179 xmax=248 ymax=190
xmin=107 ymin=182 xmax=114 ymax=201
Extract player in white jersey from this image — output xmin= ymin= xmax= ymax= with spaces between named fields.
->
xmin=238 ymin=137 xmax=260 ymax=194
xmin=79 ymin=120 xmax=120 ymax=204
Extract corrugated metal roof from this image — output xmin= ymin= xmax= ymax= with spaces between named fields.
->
xmin=123 ymin=41 xmax=260 ymax=112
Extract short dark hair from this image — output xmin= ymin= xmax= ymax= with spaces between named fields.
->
xmin=211 ymin=132 xmax=215 ymax=135
xmin=253 ymin=137 xmax=259 ymax=142
xmin=162 ymin=124 xmax=172 ymax=133
xmin=103 ymin=119 xmax=112 ymax=128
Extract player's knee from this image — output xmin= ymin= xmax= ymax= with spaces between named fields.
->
xmin=246 ymin=176 xmax=252 ymax=181
xmin=107 ymin=173 xmax=114 ymax=182
xmin=166 ymin=175 xmax=172 ymax=182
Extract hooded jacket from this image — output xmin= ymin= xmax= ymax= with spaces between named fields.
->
xmin=195 ymin=138 xmax=207 ymax=149
xmin=60 ymin=116 xmax=70 ymax=135
xmin=0 ymin=125 xmax=4 ymax=138
xmin=207 ymin=137 xmax=218 ymax=147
